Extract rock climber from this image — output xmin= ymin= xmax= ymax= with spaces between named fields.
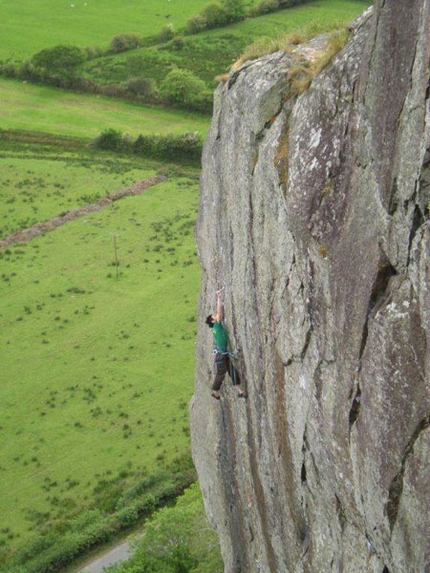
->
xmin=205 ymin=289 xmax=245 ymax=400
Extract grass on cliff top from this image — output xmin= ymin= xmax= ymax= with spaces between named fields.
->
xmin=0 ymin=78 xmax=210 ymax=140
xmin=0 ymin=143 xmax=200 ymax=556
xmin=230 ymin=1 xmax=368 ymax=72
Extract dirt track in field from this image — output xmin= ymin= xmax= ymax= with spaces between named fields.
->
xmin=0 ymin=175 xmax=167 ymax=249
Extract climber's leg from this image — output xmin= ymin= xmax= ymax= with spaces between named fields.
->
xmin=212 ymin=354 xmax=227 ymax=393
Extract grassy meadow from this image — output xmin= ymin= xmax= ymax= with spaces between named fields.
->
xmin=0 ymin=149 xmax=151 ymax=237
xmin=0 ymin=143 xmax=200 ymax=561
xmin=0 ymin=78 xmax=210 ymax=139
xmin=0 ymin=0 xmax=216 ymax=61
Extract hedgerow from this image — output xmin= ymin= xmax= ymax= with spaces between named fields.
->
xmin=93 ymin=129 xmax=203 ymax=164
xmin=3 ymin=455 xmax=196 ymax=573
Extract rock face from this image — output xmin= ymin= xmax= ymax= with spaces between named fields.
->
xmin=190 ymin=1 xmax=430 ymax=572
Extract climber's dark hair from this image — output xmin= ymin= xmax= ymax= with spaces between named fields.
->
xmin=205 ymin=314 xmax=215 ymax=328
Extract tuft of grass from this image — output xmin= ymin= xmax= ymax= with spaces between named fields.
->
xmin=318 ymin=244 xmax=328 ymax=259
xmin=231 ymin=19 xmax=352 ymax=79
xmin=214 ymin=72 xmax=231 ymax=84
xmin=309 ymin=28 xmax=350 ymax=76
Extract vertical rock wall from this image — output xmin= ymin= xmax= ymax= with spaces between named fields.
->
xmin=190 ymin=2 xmax=430 ymax=572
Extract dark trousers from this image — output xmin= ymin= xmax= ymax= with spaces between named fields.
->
xmin=212 ymin=352 xmax=241 ymax=392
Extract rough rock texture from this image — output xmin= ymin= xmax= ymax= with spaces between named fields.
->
xmin=190 ymin=2 xmax=430 ymax=572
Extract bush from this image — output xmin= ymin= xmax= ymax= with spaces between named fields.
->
xmin=169 ymin=36 xmax=186 ymax=51
xmin=158 ymin=23 xmax=175 ymax=43
xmin=254 ymin=0 xmax=280 ymax=14
xmin=31 ymin=45 xmax=86 ymax=73
xmin=100 ymin=84 xmax=127 ymax=98
xmin=110 ymin=33 xmax=141 ymax=53
xmin=201 ymin=3 xmax=228 ymax=28
xmin=134 ymin=132 xmax=203 ymax=162
xmin=0 ymin=61 xmax=20 ymax=78
xmin=94 ymin=129 xmax=123 ymax=151
xmin=126 ymin=76 xmax=155 ymax=98
xmin=116 ymin=506 xmax=139 ymax=527
xmin=107 ymin=484 xmax=223 ymax=573
xmin=133 ymin=132 xmax=203 ymax=163
xmin=4 ymin=459 xmax=196 ymax=573
xmin=84 ymin=45 xmax=104 ymax=60
xmin=93 ymin=130 xmax=203 ymax=163
xmin=186 ymin=15 xmax=208 ymax=34
xmin=159 ymin=68 xmax=206 ymax=106
xmin=222 ymin=0 xmax=246 ymax=22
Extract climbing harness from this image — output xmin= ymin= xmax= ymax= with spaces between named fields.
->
xmin=213 ymin=347 xmax=240 ymax=386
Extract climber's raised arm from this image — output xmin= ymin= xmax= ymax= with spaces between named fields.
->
xmin=215 ymin=289 xmax=223 ymax=323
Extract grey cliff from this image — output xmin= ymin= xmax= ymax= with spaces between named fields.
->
xmin=190 ymin=1 xmax=430 ymax=572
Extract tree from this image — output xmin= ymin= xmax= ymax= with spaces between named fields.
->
xmin=221 ymin=0 xmax=246 ymax=22
xmin=31 ymin=45 xmax=86 ymax=74
xmin=158 ymin=23 xmax=175 ymax=43
xmin=106 ymin=484 xmax=223 ymax=573
xmin=254 ymin=0 xmax=280 ymax=14
xmin=126 ymin=76 xmax=155 ymax=99
xmin=93 ymin=129 xmax=123 ymax=151
xmin=110 ymin=33 xmax=141 ymax=53
xmin=160 ymin=69 xmax=206 ymax=107
xmin=201 ymin=3 xmax=228 ymax=28
xmin=186 ymin=14 xmax=207 ymax=34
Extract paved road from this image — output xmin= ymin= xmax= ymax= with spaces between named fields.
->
xmin=77 ymin=540 xmax=131 ymax=573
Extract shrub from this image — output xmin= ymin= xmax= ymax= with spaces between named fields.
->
xmin=115 ymin=506 xmax=139 ymax=527
xmin=201 ymin=3 xmax=228 ymax=28
xmin=84 ymin=45 xmax=104 ymax=60
xmin=110 ymin=33 xmax=141 ymax=53
xmin=222 ymin=0 xmax=246 ymax=22
xmin=94 ymin=129 xmax=123 ymax=151
xmin=158 ymin=23 xmax=175 ymax=43
xmin=186 ymin=14 xmax=207 ymax=34
xmin=107 ymin=484 xmax=222 ymax=573
xmin=254 ymin=0 xmax=280 ymax=15
xmin=100 ymin=84 xmax=127 ymax=98
xmin=126 ymin=76 xmax=155 ymax=98
xmin=93 ymin=130 xmax=203 ymax=163
xmin=31 ymin=45 xmax=86 ymax=73
xmin=133 ymin=132 xmax=203 ymax=162
xmin=159 ymin=68 xmax=206 ymax=106
xmin=0 ymin=61 xmax=20 ymax=78
xmin=169 ymin=36 xmax=186 ymax=51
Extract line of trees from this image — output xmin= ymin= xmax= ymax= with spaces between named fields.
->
xmin=0 ymin=0 xmax=313 ymax=115
xmin=3 ymin=456 xmax=196 ymax=573
xmin=106 ymin=483 xmax=223 ymax=573
xmin=187 ymin=0 xmax=312 ymax=33
xmin=0 ymin=46 xmax=213 ymax=114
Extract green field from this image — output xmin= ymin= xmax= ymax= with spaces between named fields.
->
xmin=0 ymin=79 xmax=210 ymax=139
xmin=0 ymin=0 xmax=214 ymax=61
xmin=0 ymin=144 xmax=200 ymax=559
xmin=0 ymin=151 xmax=152 ymax=237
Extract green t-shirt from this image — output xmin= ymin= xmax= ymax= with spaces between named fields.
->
xmin=212 ymin=321 xmax=228 ymax=353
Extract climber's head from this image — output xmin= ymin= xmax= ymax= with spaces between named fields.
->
xmin=205 ymin=314 xmax=216 ymax=328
